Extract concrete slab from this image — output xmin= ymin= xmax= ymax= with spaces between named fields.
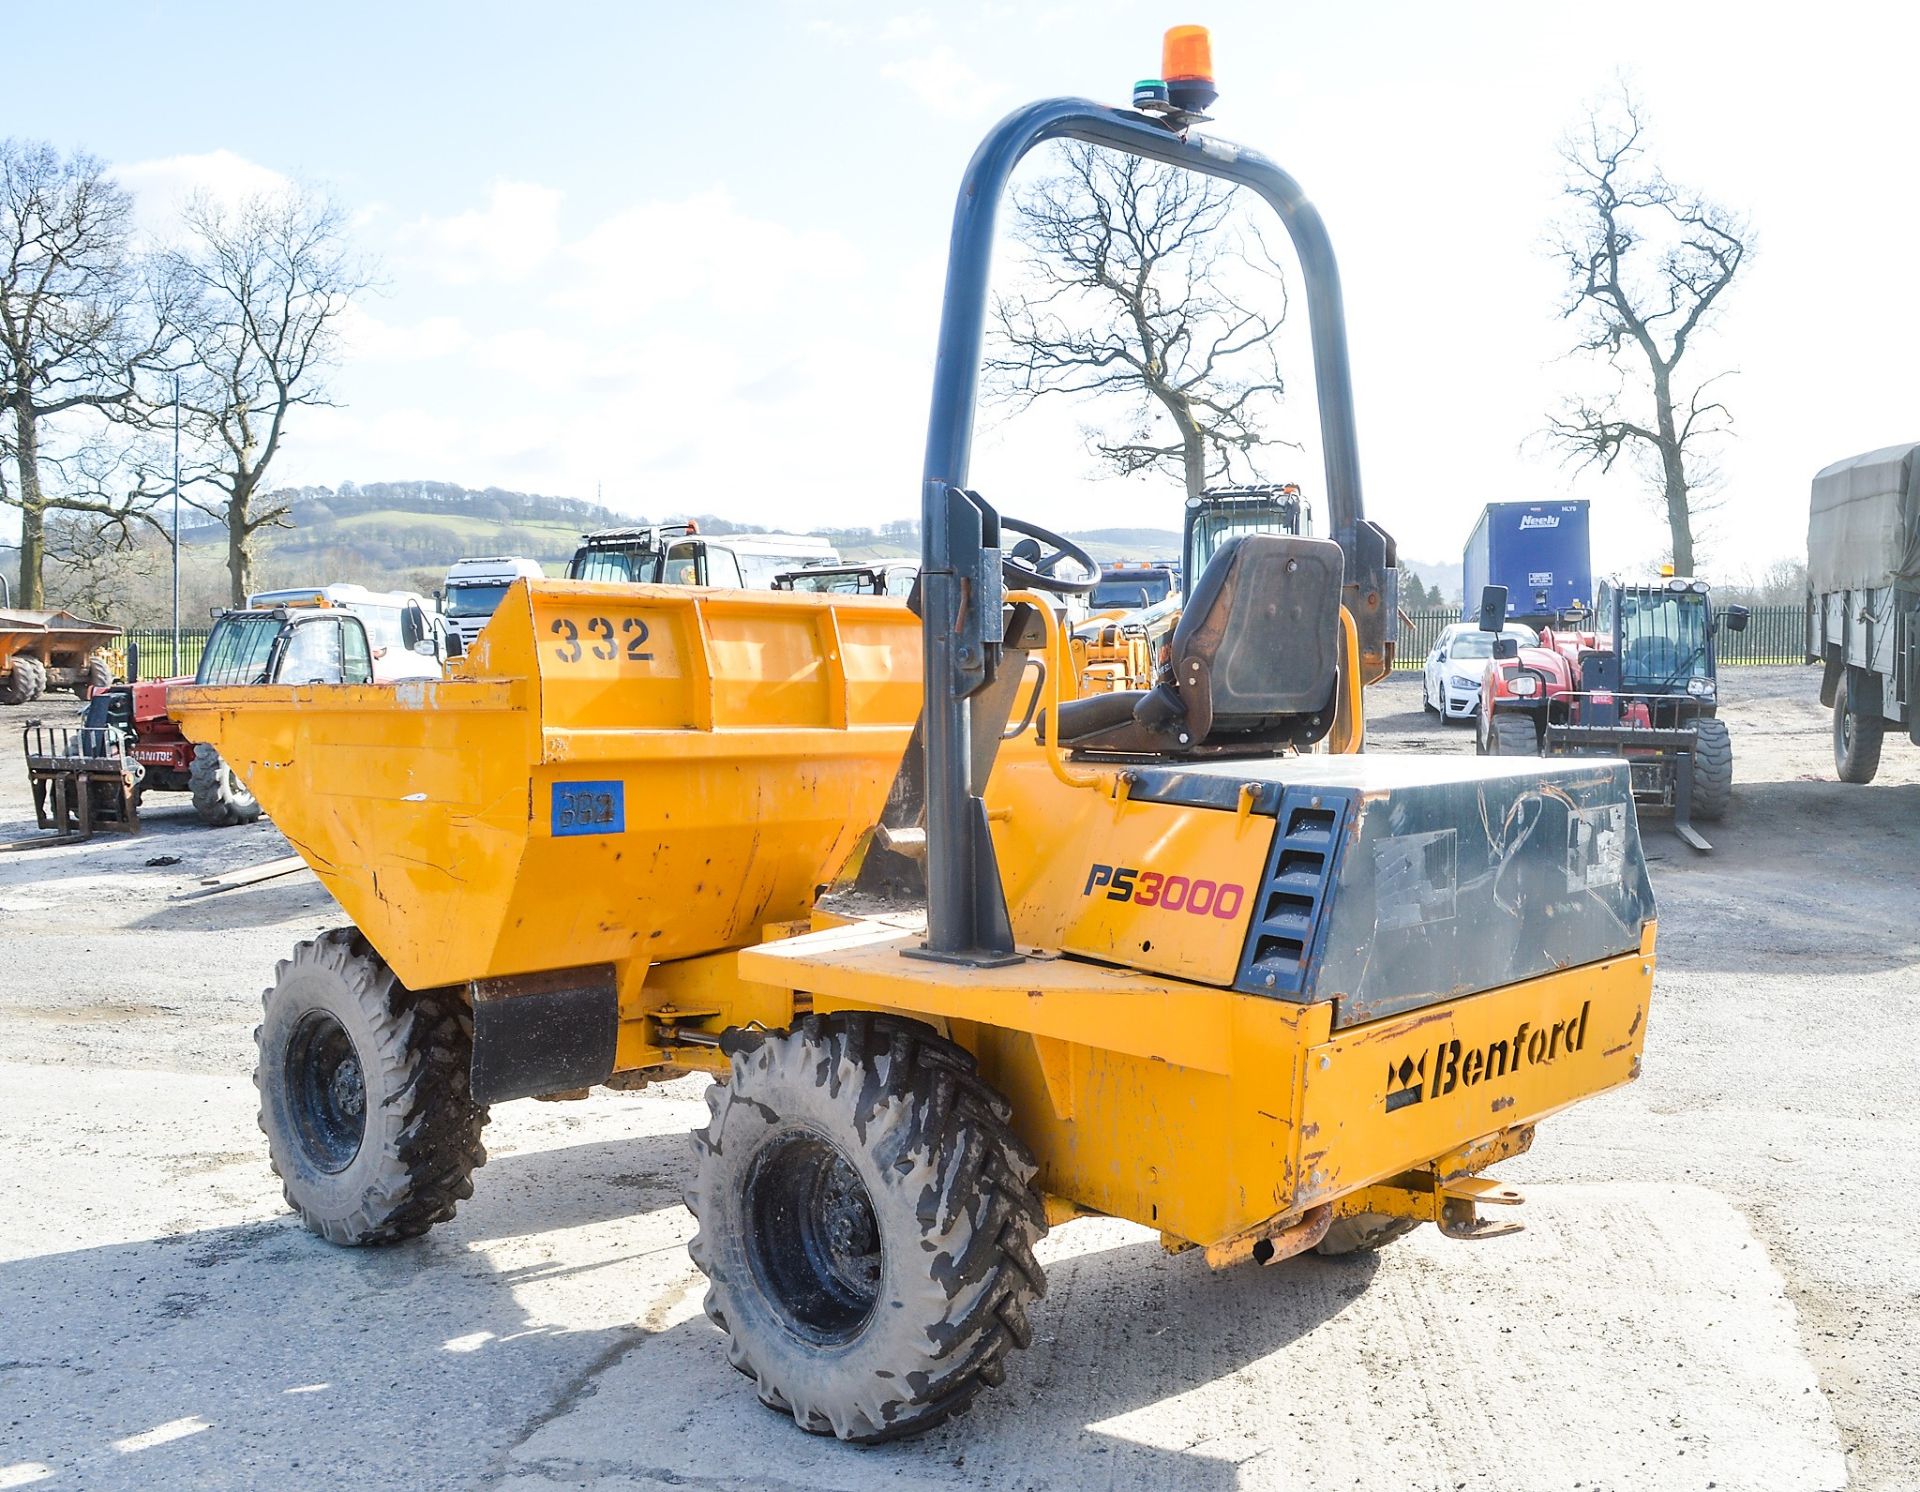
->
xmin=499 ymin=1183 xmax=1844 ymax=1492
xmin=0 ymin=1070 xmax=1851 ymax=1492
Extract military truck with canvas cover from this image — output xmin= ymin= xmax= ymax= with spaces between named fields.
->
xmin=1807 ymin=442 xmax=1920 ymax=781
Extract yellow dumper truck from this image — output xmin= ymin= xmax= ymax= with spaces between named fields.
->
xmin=174 ymin=28 xmax=1657 ymax=1445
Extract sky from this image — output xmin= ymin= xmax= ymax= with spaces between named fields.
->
xmin=9 ymin=0 xmax=1920 ymax=579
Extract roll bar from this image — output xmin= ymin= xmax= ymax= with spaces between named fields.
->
xmin=915 ymin=97 xmax=1397 ymax=964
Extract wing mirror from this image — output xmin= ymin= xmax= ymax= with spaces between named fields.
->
xmin=445 ymin=630 xmax=466 ymax=660
xmin=1722 ymin=604 xmax=1749 ymax=633
xmin=1477 ymin=585 xmax=1508 ymax=634
xmin=1494 ymin=635 xmax=1519 ymax=660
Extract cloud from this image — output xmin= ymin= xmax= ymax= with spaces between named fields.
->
xmin=879 ymin=44 xmax=1008 ymax=120
xmin=807 ymin=11 xmax=935 ymax=46
xmin=111 ymin=149 xmax=293 ymax=244
xmin=403 ymin=180 xmax=563 ymax=284
xmin=336 ymin=305 xmax=470 ymax=364
xmin=553 ymin=187 xmax=863 ymax=322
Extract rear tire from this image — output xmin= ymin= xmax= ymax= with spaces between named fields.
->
xmin=688 ymin=1012 xmax=1047 ymax=1443
xmin=1833 ymin=675 xmax=1883 ymax=785
xmin=255 ymin=929 xmax=489 ymax=1245
xmin=1689 ymin=716 xmax=1733 ymax=820
xmin=1315 ymin=1213 xmax=1420 ymax=1256
xmin=190 ymin=742 xmax=262 ymax=826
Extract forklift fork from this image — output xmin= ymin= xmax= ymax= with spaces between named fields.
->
xmin=1669 ymin=746 xmax=1711 ymax=852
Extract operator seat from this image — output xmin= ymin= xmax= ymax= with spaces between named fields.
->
xmin=1053 ymin=533 xmax=1345 ymax=755
xmin=1621 ymin=635 xmax=1680 ymax=683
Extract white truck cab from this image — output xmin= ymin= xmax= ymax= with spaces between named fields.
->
xmin=442 ymin=557 xmax=545 ymax=647
xmin=245 ymin=584 xmax=445 ymax=680
xmin=568 ymin=524 xmax=839 ymax=590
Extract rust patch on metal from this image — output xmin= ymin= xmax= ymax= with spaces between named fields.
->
xmin=1627 ymin=1005 xmax=1643 ymax=1036
xmin=1490 ymin=1095 xmax=1515 ymax=1113
xmin=1300 ymin=1122 xmax=1320 ymax=1140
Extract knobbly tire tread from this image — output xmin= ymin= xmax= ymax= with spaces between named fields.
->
xmin=1689 ymin=716 xmax=1733 ymax=820
xmin=3 ymin=656 xmax=45 ymax=705
xmin=1484 ymin=710 xmax=1538 ymax=757
xmin=1315 ymin=1212 xmax=1420 ymax=1256
xmin=686 ymin=1012 xmax=1047 ymax=1443
xmin=256 ymin=928 xmax=489 ymax=1245
xmin=76 ymin=652 xmax=112 ymax=699
xmin=1832 ymin=675 xmax=1883 ymax=785
xmin=190 ymin=741 xmax=262 ymax=827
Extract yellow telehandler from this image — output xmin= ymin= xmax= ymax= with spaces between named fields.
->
xmin=172 ymin=26 xmax=1657 ymax=1446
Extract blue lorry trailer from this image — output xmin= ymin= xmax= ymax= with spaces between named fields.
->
xmin=1461 ymin=500 xmax=1593 ymax=626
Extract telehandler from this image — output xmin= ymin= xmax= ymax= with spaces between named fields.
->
xmin=1073 ymin=483 xmax=1310 ymax=693
xmin=172 ymin=26 xmax=1658 ymax=1446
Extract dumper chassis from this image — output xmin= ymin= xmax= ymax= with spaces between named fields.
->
xmin=175 ymin=35 xmax=1660 ymax=1444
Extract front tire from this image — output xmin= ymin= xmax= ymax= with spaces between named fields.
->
xmin=2 ymin=656 xmax=45 ymax=704
xmin=1479 ymin=707 xmax=1538 ymax=756
xmin=1833 ymin=675 xmax=1883 ymax=784
xmin=1690 ymin=716 xmax=1733 ymax=820
xmin=190 ymin=742 xmax=262 ymax=826
xmin=75 ymin=652 xmax=112 ymax=700
xmin=256 ymin=929 xmax=489 ymax=1245
xmin=687 ymin=1013 xmax=1047 ymax=1443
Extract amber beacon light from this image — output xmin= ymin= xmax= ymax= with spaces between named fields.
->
xmin=1161 ymin=24 xmax=1217 ymax=113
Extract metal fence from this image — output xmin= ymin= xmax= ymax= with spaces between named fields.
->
xmin=1390 ymin=605 xmax=1807 ymax=670
xmin=122 ymin=627 xmax=211 ymax=682
xmin=111 ymin=611 xmax=1806 ymax=683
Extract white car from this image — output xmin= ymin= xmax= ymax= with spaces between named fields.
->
xmin=1422 ymin=621 xmax=1538 ymax=721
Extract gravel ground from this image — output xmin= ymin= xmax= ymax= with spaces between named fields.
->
xmin=1 ymin=667 xmax=1914 ymax=1491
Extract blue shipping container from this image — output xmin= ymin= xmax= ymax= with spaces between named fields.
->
xmin=1460 ymin=500 xmax=1592 ymax=623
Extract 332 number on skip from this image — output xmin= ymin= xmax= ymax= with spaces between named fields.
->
xmin=550 ymin=615 xmax=652 ymax=664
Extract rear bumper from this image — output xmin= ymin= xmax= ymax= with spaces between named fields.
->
xmin=1293 ymin=924 xmax=1656 ymax=1214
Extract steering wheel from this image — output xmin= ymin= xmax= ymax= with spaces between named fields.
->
xmin=999 ymin=515 xmax=1101 ymax=596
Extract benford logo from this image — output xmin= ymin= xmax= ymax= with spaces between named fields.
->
xmin=1383 ymin=1001 xmax=1591 ymax=1112
xmin=1518 ymin=514 xmax=1560 ymax=529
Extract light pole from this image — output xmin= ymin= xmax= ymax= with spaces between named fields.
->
xmin=170 ymin=373 xmax=181 ymax=667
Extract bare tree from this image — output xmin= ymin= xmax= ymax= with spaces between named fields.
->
xmin=163 ymin=187 xmax=371 ymax=604
xmin=0 ymin=140 xmax=172 ymax=607
xmin=986 ymin=143 xmax=1291 ymax=501
xmin=1548 ymin=85 xmax=1750 ymax=575
xmin=41 ymin=507 xmax=161 ymax=617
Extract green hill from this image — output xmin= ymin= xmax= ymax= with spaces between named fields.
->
xmin=77 ymin=481 xmax=1196 ymax=625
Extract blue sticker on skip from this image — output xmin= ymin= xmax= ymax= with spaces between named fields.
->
xmin=551 ymin=781 xmax=624 ymax=836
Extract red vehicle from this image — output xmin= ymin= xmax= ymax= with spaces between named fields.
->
xmin=1476 ymin=574 xmax=1747 ymax=850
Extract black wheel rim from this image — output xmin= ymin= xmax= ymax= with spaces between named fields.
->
xmin=743 ymin=1130 xmax=882 ymax=1344
xmin=285 ymin=1010 xmax=367 ymax=1173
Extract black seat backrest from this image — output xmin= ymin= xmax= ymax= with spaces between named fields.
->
xmin=1053 ymin=532 xmax=1345 ymax=755
xmin=1161 ymin=533 xmax=1344 ymax=738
